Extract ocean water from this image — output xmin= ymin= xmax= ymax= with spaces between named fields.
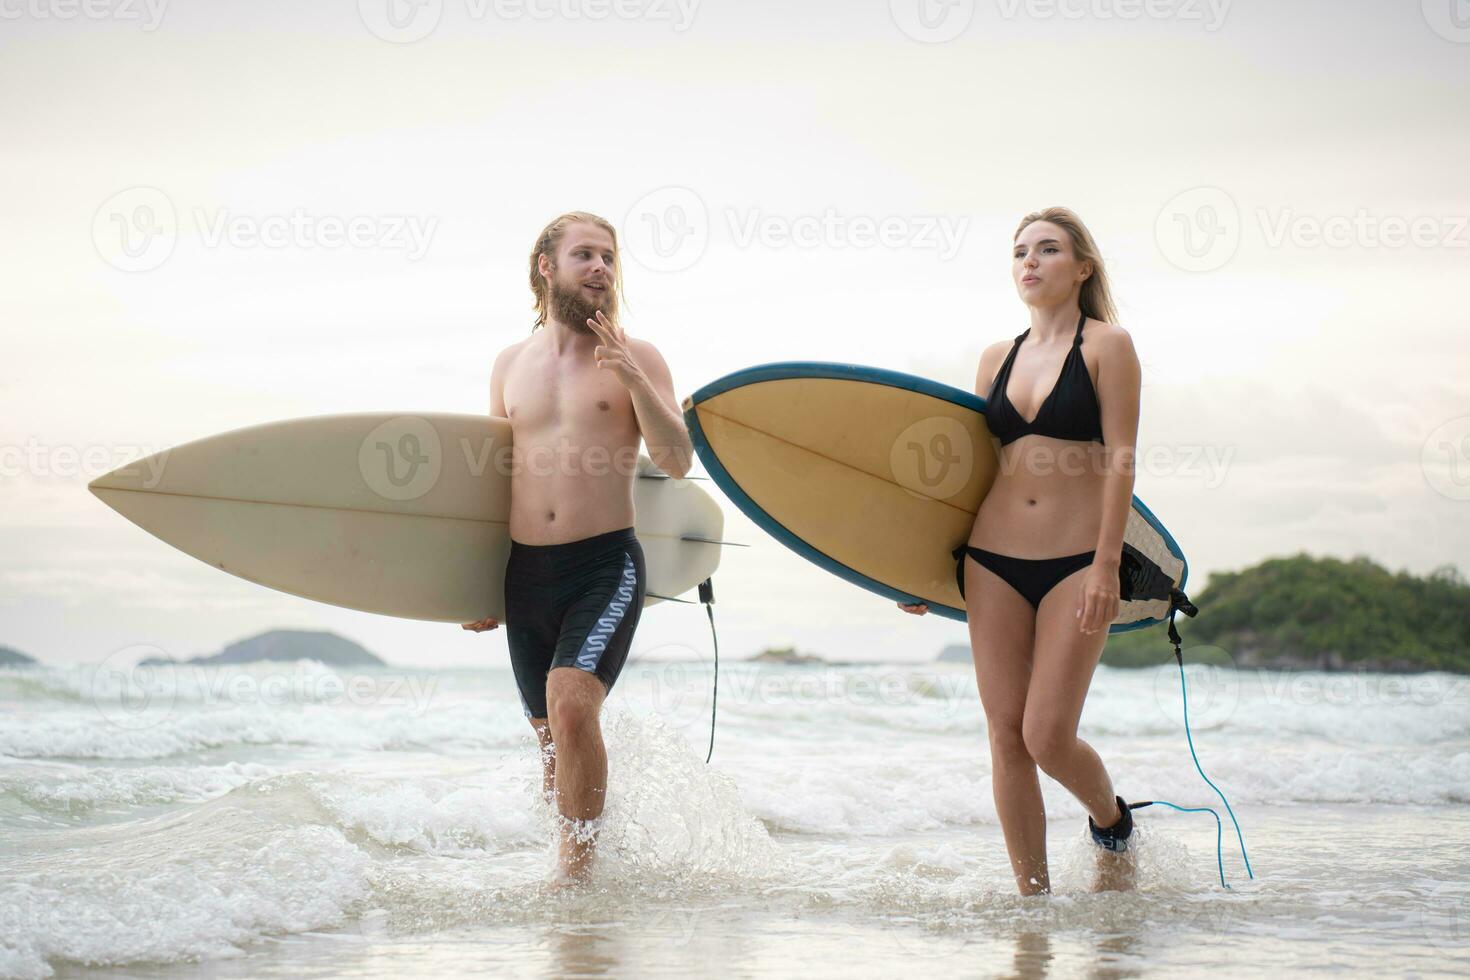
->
xmin=2 ymin=656 xmax=1468 ymax=979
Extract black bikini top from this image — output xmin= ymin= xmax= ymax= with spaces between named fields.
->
xmin=984 ymin=312 xmax=1104 ymax=447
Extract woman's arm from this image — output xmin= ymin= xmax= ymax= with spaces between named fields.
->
xmin=1078 ymin=328 xmax=1142 ymax=633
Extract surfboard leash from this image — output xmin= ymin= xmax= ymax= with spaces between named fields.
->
xmin=698 ymin=577 xmax=718 ymax=764
xmin=1134 ymin=589 xmax=1254 ymax=888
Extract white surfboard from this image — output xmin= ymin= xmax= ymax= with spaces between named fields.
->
xmin=88 ymin=413 xmax=724 ymax=623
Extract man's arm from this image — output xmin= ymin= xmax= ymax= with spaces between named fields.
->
xmin=463 ymin=349 xmax=516 ymax=632
xmin=583 ymin=312 xmax=694 ymax=479
xmin=489 ymin=346 xmax=512 ymax=417
xmin=626 ymin=338 xmax=694 ymax=479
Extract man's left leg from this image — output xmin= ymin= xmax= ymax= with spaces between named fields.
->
xmin=543 ymin=531 xmax=646 ymax=881
xmin=545 ymin=667 xmax=609 ymax=879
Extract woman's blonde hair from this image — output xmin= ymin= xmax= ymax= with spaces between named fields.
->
xmin=1013 ymin=207 xmax=1119 ymax=326
xmin=527 ymin=211 xmax=625 ymax=330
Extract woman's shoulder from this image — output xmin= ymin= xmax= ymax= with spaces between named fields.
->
xmin=1083 ymin=319 xmax=1137 ymax=354
xmin=1081 ymin=321 xmax=1141 ymax=389
xmin=973 ymin=337 xmax=1016 ymax=396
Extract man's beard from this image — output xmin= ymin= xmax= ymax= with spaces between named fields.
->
xmin=547 ymin=273 xmax=616 ymax=334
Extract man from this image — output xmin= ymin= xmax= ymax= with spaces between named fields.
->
xmin=462 ymin=211 xmax=693 ymax=882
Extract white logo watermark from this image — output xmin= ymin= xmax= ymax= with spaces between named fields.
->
xmin=891 ymin=417 xmax=975 ymax=501
xmin=358 ymin=417 xmax=445 ymax=502
xmin=1422 ymin=416 xmax=1470 ymax=501
xmin=358 ymin=0 xmax=444 ymax=42
xmin=89 ymin=645 xmax=179 ymax=731
xmin=1151 ymin=646 xmax=1240 ymax=728
xmin=1155 ymin=187 xmax=1240 ymax=273
xmin=93 ymin=187 xmax=177 ymax=273
xmin=1422 ymin=0 xmax=1470 ymax=43
xmin=889 ymin=0 xmax=975 ymax=43
xmin=623 ymin=187 xmax=710 ymax=273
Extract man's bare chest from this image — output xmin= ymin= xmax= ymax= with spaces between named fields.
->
xmin=503 ymin=356 xmax=635 ymax=436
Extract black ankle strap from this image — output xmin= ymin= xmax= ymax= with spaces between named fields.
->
xmin=1089 ymin=795 xmax=1135 ymax=852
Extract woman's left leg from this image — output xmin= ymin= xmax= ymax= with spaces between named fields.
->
xmin=1019 ymin=563 xmax=1122 ymax=829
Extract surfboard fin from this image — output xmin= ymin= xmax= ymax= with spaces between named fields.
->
xmin=681 ymin=535 xmax=749 ymax=547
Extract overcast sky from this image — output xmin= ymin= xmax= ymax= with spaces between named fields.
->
xmin=3 ymin=0 xmax=1467 ymax=666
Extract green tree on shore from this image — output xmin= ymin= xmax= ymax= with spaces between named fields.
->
xmin=1101 ymin=553 xmax=1469 ymax=672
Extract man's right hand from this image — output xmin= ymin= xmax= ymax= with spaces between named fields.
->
xmin=896 ymin=602 xmax=928 ymax=616
xmin=461 ymin=618 xmax=500 ymax=632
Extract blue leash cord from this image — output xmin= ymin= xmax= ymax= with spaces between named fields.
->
xmin=1137 ymin=600 xmax=1254 ymax=888
xmin=699 ymin=578 xmax=718 ymax=764
xmin=1172 ymin=649 xmax=1254 ymax=883
xmin=1138 ymin=800 xmax=1229 ymax=888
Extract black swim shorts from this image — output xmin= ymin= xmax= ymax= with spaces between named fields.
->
xmin=504 ymin=526 xmax=647 ymax=720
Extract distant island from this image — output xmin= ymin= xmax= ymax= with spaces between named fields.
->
xmin=937 ymin=644 xmax=970 ymax=664
xmin=1097 ymin=554 xmax=1468 ymax=673
xmin=140 ymin=629 xmax=385 ymax=668
xmin=747 ymin=645 xmax=829 ymax=665
xmin=0 ymin=645 xmax=37 ymax=668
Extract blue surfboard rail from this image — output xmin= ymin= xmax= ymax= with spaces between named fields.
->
xmin=685 ymin=361 xmax=1188 ymax=632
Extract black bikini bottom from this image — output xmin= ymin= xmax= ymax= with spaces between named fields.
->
xmin=952 ymin=544 xmax=1128 ymax=610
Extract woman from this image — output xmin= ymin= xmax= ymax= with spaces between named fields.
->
xmin=900 ymin=207 xmax=1143 ymax=895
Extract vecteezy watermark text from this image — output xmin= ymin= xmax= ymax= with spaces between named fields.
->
xmin=89 ymin=647 xmax=441 ymax=731
xmin=1155 ymin=187 xmax=1469 ymax=272
xmin=1256 ymin=208 xmax=1470 ymax=251
xmin=1152 ymin=646 xmax=1470 ymax=727
xmin=995 ymin=0 xmax=1230 ymax=28
xmin=182 ymin=666 xmax=438 ymax=712
xmin=192 ymin=208 xmax=436 ymax=258
xmin=883 ymin=417 xmax=1239 ymax=501
xmin=0 ymin=0 xmax=169 ymax=29
xmin=622 ymin=187 xmax=971 ymax=272
xmin=93 ymin=187 xmax=438 ymax=272
xmin=725 ymin=208 xmax=968 ymax=260
xmin=357 ymin=416 xmax=691 ymax=502
xmin=629 ymin=657 xmax=982 ymax=728
xmin=992 ymin=442 xmax=1237 ymax=488
xmin=1257 ymin=672 xmax=1469 ymax=708
xmin=357 ymin=0 xmax=700 ymax=44
xmin=0 ymin=439 xmax=169 ymax=485
xmin=889 ymin=0 xmax=1230 ymax=44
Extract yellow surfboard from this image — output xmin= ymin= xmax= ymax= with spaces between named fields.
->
xmin=684 ymin=363 xmax=1187 ymax=631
